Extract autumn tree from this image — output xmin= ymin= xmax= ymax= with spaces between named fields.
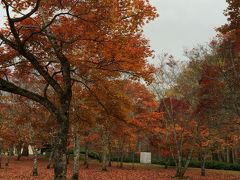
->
xmin=0 ymin=97 xmax=15 ymax=168
xmin=0 ymin=0 xmax=157 ymax=179
xmin=85 ymin=79 xmax=132 ymax=170
xmin=152 ymin=54 xmax=202 ymax=178
xmin=178 ymin=36 xmax=240 ymax=175
xmin=69 ymin=83 xmax=98 ymax=179
xmin=218 ymin=0 xmax=240 ymax=55
xmin=216 ymin=0 xmax=240 ymax=116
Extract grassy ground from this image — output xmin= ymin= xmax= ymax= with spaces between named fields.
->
xmin=1 ymin=157 xmax=240 ymax=180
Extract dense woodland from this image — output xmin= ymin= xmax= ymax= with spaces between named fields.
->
xmin=0 ymin=0 xmax=239 ymax=180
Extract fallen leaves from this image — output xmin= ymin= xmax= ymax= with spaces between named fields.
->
xmin=1 ymin=157 xmax=240 ymax=180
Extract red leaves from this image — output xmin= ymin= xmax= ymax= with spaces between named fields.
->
xmin=196 ymin=64 xmax=226 ymax=118
xmin=217 ymin=0 xmax=240 ymax=56
xmin=1 ymin=158 xmax=240 ymax=180
xmin=159 ymin=97 xmax=190 ymax=118
xmin=218 ymin=0 xmax=240 ymax=34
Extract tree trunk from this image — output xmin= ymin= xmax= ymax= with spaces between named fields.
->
xmin=120 ymin=148 xmax=124 ymax=168
xmin=17 ymin=153 xmax=22 ymax=161
xmin=232 ymin=148 xmax=235 ymax=164
xmin=101 ymin=132 xmax=108 ymax=171
xmin=101 ymin=138 xmax=108 ymax=171
xmin=0 ymin=140 xmax=3 ymax=169
xmin=108 ymin=143 xmax=112 ymax=167
xmin=175 ymin=163 xmax=188 ymax=178
xmin=176 ymin=164 xmax=184 ymax=177
xmin=32 ymin=146 xmax=38 ymax=176
xmin=53 ymin=119 xmax=68 ymax=180
xmin=175 ymin=151 xmax=183 ymax=177
xmin=72 ymin=133 xmax=80 ymax=180
xmin=164 ymin=158 xmax=169 ymax=169
xmin=176 ymin=169 xmax=184 ymax=178
xmin=175 ymin=150 xmax=192 ymax=178
xmin=66 ymin=153 xmax=70 ymax=165
xmin=117 ymin=145 xmax=120 ymax=167
xmin=22 ymin=144 xmax=29 ymax=156
xmin=201 ymin=155 xmax=206 ymax=176
xmin=84 ymin=142 xmax=89 ymax=168
xmin=226 ymin=147 xmax=230 ymax=163
xmin=0 ymin=149 xmax=2 ymax=169
xmin=235 ymin=147 xmax=238 ymax=163
xmin=47 ymin=150 xmax=54 ymax=169
xmin=131 ymin=151 xmax=135 ymax=169
xmin=210 ymin=153 xmax=213 ymax=161
xmin=16 ymin=143 xmax=22 ymax=161
xmin=222 ymin=151 xmax=226 ymax=162
xmin=5 ymin=151 xmax=10 ymax=167
xmin=217 ymin=151 xmax=223 ymax=162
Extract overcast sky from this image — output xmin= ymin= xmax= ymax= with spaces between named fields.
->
xmin=145 ymin=0 xmax=228 ymax=62
xmin=0 ymin=0 xmax=228 ymax=61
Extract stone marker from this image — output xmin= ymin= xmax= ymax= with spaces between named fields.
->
xmin=140 ymin=152 xmax=151 ymax=164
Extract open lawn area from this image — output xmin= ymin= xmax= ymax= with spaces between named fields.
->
xmin=1 ymin=158 xmax=240 ymax=180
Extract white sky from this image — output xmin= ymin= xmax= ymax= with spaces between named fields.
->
xmin=0 ymin=0 xmax=228 ymax=61
xmin=145 ymin=0 xmax=228 ymax=62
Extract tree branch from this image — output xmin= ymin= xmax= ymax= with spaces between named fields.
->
xmin=0 ymin=78 xmax=57 ymax=114
xmin=7 ymin=0 xmax=41 ymax=23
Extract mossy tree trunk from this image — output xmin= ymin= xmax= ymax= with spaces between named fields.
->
xmin=72 ymin=133 xmax=80 ymax=180
xmin=32 ymin=145 xmax=38 ymax=176
xmin=201 ymin=155 xmax=206 ymax=176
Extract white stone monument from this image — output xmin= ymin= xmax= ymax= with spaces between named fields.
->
xmin=28 ymin=145 xmax=33 ymax=155
xmin=140 ymin=152 xmax=151 ymax=164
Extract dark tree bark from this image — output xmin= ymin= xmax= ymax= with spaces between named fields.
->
xmin=0 ymin=2 xmax=72 ymax=179
xmin=232 ymin=148 xmax=235 ymax=164
xmin=72 ymin=133 xmax=80 ymax=180
xmin=131 ymin=151 xmax=135 ymax=169
xmin=119 ymin=148 xmax=124 ymax=168
xmin=22 ymin=144 xmax=29 ymax=156
xmin=117 ymin=145 xmax=120 ymax=167
xmin=164 ymin=158 xmax=169 ymax=169
xmin=234 ymin=147 xmax=238 ymax=163
xmin=226 ymin=147 xmax=230 ymax=163
xmin=16 ymin=143 xmax=23 ymax=161
xmin=5 ymin=151 xmax=10 ymax=167
xmin=108 ymin=141 xmax=112 ymax=167
xmin=84 ymin=142 xmax=89 ymax=168
xmin=47 ymin=150 xmax=54 ymax=169
xmin=53 ymin=119 xmax=69 ymax=180
xmin=201 ymin=156 xmax=206 ymax=176
xmin=218 ymin=151 xmax=223 ymax=162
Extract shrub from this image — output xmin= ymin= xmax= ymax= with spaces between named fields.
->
xmin=153 ymin=159 xmax=240 ymax=171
